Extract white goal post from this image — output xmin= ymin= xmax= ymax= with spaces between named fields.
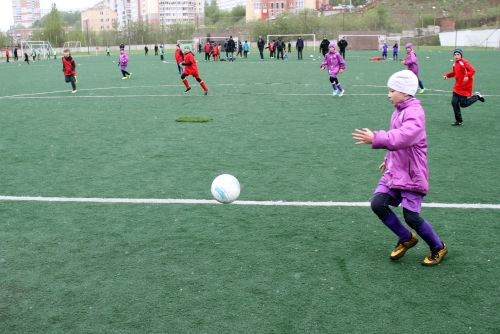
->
xmin=340 ymin=34 xmax=400 ymax=51
xmin=63 ymin=41 xmax=82 ymax=52
xmin=177 ymin=39 xmax=195 ymax=51
xmin=267 ymin=34 xmax=316 ymax=51
xmin=21 ymin=40 xmax=54 ymax=59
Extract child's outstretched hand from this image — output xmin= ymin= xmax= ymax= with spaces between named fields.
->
xmin=321 ymin=67 xmax=325 ymax=70
xmin=352 ymin=128 xmax=374 ymax=144
xmin=379 ymin=162 xmax=386 ymax=173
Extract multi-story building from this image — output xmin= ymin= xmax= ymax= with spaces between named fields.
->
xmin=81 ymin=5 xmax=119 ymax=32
xmin=246 ymin=0 xmax=324 ymax=21
xmin=102 ymin=0 xmax=132 ymax=27
xmin=102 ymin=0 xmax=203 ymax=28
xmin=11 ymin=0 xmax=41 ymax=27
xmin=218 ymin=0 xmax=246 ymax=12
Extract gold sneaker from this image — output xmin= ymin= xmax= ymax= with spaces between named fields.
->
xmin=422 ymin=243 xmax=448 ymax=266
xmin=390 ymin=233 xmax=418 ymax=260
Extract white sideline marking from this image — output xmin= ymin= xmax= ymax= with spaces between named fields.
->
xmin=0 ymin=196 xmax=499 ymax=209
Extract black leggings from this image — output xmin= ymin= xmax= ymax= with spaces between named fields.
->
xmin=371 ymin=192 xmax=424 ymax=229
xmin=329 ymin=77 xmax=339 ymax=84
xmin=121 ymin=70 xmax=130 ymax=77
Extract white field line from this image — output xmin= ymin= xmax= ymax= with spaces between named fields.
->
xmin=0 ymin=84 xmax=464 ymax=100
xmin=0 ymin=195 xmax=499 ymax=209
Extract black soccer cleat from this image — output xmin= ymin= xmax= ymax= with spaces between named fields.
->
xmin=475 ymin=92 xmax=485 ymax=102
xmin=451 ymin=121 xmax=463 ymax=126
xmin=184 ymin=88 xmax=191 ymax=93
xmin=204 ymin=89 xmax=209 ymax=96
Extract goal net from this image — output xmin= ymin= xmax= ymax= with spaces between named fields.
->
xmin=63 ymin=41 xmax=82 ymax=52
xmin=267 ymin=34 xmax=316 ymax=51
xmin=177 ymin=39 xmax=194 ymax=51
xmin=21 ymin=40 xmax=54 ymax=59
xmin=340 ymin=34 xmax=390 ymax=50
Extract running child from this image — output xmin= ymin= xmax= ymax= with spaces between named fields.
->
xmin=180 ymin=44 xmax=208 ymax=95
xmin=24 ymin=51 xmax=30 ymax=65
xmin=402 ymin=43 xmax=425 ymax=94
xmin=443 ymin=48 xmax=485 ymax=126
xmin=62 ymin=49 xmax=77 ymax=93
xmin=320 ymin=43 xmax=346 ymax=97
xmin=352 ymin=69 xmax=447 ymax=266
xmin=119 ymin=48 xmax=132 ymax=79
xmin=174 ymin=44 xmax=184 ymax=74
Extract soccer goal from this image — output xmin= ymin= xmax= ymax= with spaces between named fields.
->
xmin=267 ymin=34 xmax=316 ymax=51
xmin=177 ymin=39 xmax=194 ymax=51
xmin=63 ymin=41 xmax=82 ymax=52
xmin=21 ymin=40 xmax=54 ymax=59
xmin=340 ymin=34 xmax=390 ymax=50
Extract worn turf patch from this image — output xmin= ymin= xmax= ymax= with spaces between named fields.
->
xmin=175 ymin=116 xmax=212 ymax=122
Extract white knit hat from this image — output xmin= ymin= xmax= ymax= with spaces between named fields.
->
xmin=387 ymin=70 xmax=418 ymax=96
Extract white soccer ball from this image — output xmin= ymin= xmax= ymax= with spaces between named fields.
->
xmin=211 ymin=174 xmax=240 ymax=204
xmin=310 ymin=55 xmax=313 ymax=58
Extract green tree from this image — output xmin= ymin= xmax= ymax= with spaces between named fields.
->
xmin=43 ymin=4 xmax=66 ymax=46
xmin=230 ymin=5 xmax=246 ymax=22
xmin=376 ymin=6 xmax=388 ymax=30
xmin=205 ymin=0 xmax=222 ymax=25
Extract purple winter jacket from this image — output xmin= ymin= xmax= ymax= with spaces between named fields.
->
xmin=372 ymin=98 xmax=429 ymax=195
xmin=320 ymin=50 xmax=345 ymax=77
xmin=403 ymin=51 xmax=419 ymax=78
xmin=119 ymin=52 xmax=129 ymax=70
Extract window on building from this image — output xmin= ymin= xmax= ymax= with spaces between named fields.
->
xmin=100 ymin=18 xmax=104 ymax=22
xmin=271 ymin=3 xmax=273 ymax=8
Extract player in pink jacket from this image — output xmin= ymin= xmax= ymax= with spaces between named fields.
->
xmin=320 ymin=43 xmax=346 ymax=96
xmin=119 ymin=48 xmax=132 ymax=79
xmin=352 ymin=70 xmax=447 ymax=266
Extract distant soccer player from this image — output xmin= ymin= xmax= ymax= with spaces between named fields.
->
xmin=62 ymin=49 xmax=77 ymax=93
xmin=443 ymin=48 xmax=485 ymax=126
xmin=24 ymin=51 xmax=30 ymax=65
xmin=119 ymin=48 xmax=132 ymax=80
xmin=174 ymin=44 xmax=184 ymax=74
xmin=382 ymin=42 xmax=388 ymax=60
xmin=180 ymin=44 xmax=208 ymax=95
xmin=320 ymin=43 xmax=346 ymax=97
xmin=401 ymin=43 xmax=425 ymax=94
xmin=392 ymin=41 xmax=398 ymax=60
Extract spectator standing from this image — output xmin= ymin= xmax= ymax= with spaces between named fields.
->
xmin=257 ymin=35 xmax=265 ymax=60
xmin=227 ymin=36 xmax=236 ymax=62
xmin=319 ymin=35 xmax=330 ymax=57
xmin=337 ymin=36 xmax=348 ymax=59
xmin=275 ymin=37 xmax=285 ymax=60
xmin=296 ymin=36 xmax=304 ymax=60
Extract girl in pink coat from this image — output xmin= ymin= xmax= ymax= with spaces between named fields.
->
xmin=119 ymin=49 xmax=132 ymax=79
xmin=320 ymin=43 xmax=346 ymax=96
xmin=352 ymin=70 xmax=447 ymax=266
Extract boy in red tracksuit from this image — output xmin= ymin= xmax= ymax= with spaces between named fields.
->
xmin=62 ymin=49 xmax=77 ymax=93
xmin=181 ymin=44 xmax=208 ymax=95
xmin=443 ymin=48 xmax=485 ymax=126
xmin=174 ymin=44 xmax=184 ymax=74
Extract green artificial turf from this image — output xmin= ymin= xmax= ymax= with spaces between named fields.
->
xmin=0 ymin=50 xmax=499 ymax=333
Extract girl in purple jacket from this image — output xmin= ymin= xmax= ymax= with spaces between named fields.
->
xmin=402 ymin=43 xmax=425 ymax=93
xmin=352 ymin=70 xmax=447 ymax=266
xmin=119 ymin=49 xmax=132 ymax=79
xmin=320 ymin=43 xmax=346 ymax=97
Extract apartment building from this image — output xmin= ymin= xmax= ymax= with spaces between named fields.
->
xmin=11 ymin=0 xmax=41 ymax=27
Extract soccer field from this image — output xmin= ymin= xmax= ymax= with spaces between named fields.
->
xmin=1 ymin=50 xmax=499 ymax=332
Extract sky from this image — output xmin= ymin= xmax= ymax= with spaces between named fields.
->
xmin=0 ymin=0 xmax=100 ymax=31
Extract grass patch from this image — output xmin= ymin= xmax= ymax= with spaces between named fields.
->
xmin=175 ymin=116 xmax=213 ymax=122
